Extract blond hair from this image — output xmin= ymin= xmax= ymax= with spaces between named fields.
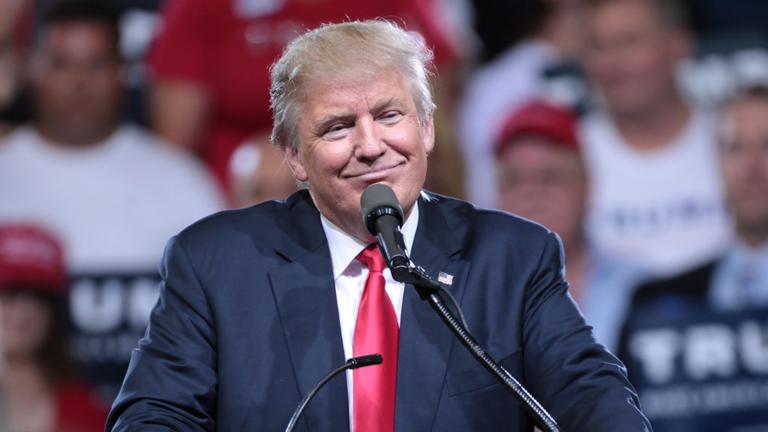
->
xmin=269 ymin=19 xmax=435 ymax=152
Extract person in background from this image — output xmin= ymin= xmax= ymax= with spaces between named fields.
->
xmin=148 ymin=0 xmax=464 ymax=200
xmin=0 ymin=0 xmax=223 ymax=401
xmin=0 ymin=0 xmax=34 ymax=137
xmin=495 ymin=100 xmax=643 ymax=350
xmin=458 ymin=0 xmax=586 ymax=208
xmin=580 ymin=0 xmax=731 ymax=276
xmin=0 ymin=224 xmax=107 ymax=432
xmin=228 ymin=133 xmax=297 ymax=208
xmin=617 ymin=85 xmax=768 ymax=431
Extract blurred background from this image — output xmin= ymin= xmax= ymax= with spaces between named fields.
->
xmin=0 ymin=0 xmax=767 ymax=431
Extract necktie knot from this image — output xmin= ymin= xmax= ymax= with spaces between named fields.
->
xmin=357 ymin=244 xmax=386 ymax=273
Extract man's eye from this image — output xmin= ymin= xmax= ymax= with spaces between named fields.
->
xmin=379 ymin=111 xmax=403 ymax=123
xmin=724 ymin=142 xmax=744 ymax=155
xmin=322 ymin=123 xmax=350 ymax=139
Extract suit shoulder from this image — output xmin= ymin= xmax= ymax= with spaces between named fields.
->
xmin=175 ymin=199 xmax=287 ymax=246
xmin=422 ymin=191 xmax=557 ymax=246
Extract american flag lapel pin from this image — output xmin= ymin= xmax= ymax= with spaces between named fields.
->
xmin=437 ymin=272 xmax=454 ymax=286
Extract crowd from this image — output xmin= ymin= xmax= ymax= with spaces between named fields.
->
xmin=0 ymin=0 xmax=766 ymax=430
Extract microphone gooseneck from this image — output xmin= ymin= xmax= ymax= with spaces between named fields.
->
xmin=284 ymin=354 xmax=383 ymax=432
xmin=358 ymin=183 xmax=560 ymax=432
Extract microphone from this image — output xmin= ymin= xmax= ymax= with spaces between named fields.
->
xmin=284 ymin=354 xmax=382 ymax=432
xmin=360 ymin=184 xmax=411 ymax=281
xmin=346 ymin=354 xmax=383 ymax=369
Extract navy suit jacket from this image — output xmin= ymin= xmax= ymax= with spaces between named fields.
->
xmin=107 ymin=190 xmax=651 ymax=431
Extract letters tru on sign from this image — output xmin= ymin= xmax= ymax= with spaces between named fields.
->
xmin=630 ymin=321 xmax=768 ymax=384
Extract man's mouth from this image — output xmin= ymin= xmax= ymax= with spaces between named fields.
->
xmin=345 ymin=162 xmax=405 ymax=180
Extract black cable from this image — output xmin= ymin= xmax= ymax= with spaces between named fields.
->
xmin=436 ymin=283 xmax=471 ymax=332
xmin=284 ymin=354 xmax=382 ymax=432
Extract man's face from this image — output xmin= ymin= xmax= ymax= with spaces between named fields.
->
xmin=286 ymin=70 xmax=434 ymax=241
xmin=584 ymin=0 xmax=687 ymax=115
xmin=720 ymin=98 xmax=768 ymax=237
xmin=31 ymin=21 xmax=122 ymax=145
xmin=497 ymin=137 xmax=587 ymax=244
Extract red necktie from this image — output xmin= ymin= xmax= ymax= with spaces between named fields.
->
xmin=353 ymin=244 xmax=399 ymax=432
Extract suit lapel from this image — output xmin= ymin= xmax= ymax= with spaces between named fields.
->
xmin=395 ymin=193 xmax=470 ymax=431
xmin=267 ymin=191 xmax=349 ymax=432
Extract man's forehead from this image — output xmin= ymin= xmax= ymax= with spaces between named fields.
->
xmin=302 ymin=72 xmax=414 ymax=113
xmin=724 ymin=100 xmax=768 ymax=141
xmin=38 ymin=21 xmax=112 ymax=45
xmin=35 ymin=21 xmax=118 ymax=62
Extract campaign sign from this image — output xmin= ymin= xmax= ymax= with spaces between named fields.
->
xmin=623 ymin=306 xmax=768 ymax=432
xmin=68 ymin=271 xmax=161 ymax=403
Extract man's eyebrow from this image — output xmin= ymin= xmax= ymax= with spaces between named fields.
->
xmin=371 ymin=97 xmax=406 ymax=113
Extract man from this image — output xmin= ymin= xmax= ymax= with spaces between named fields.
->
xmin=618 ymin=85 xmax=768 ymax=431
xmin=580 ymin=0 xmax=731 ymax=276
xmin=0 ymin=0 xmax=222 ymax=400
xmin=495 ymin=100 xmax=643 ymax=350
xmin=108 ymin=20 xmax=650 ymax=431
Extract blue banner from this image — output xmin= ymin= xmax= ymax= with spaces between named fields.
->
xmin=622 ymin=305 xmax=768 ymax=432
xmin=68 ymin=271 xmax=160 ymax=403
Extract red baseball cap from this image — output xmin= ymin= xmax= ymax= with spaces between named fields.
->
xmin=495 ymin=100 xmax=580 ymax=158
xmin=0 ymin=224 xmax=67 ymax=294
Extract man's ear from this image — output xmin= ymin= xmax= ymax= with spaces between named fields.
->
xmin=422 ymin=115 xmax=435 ymax=155
xmin=283 ymin=145 xmax=308 ymax=182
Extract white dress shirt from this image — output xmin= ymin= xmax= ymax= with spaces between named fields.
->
xmin=710 ymin=241 xmax=768 ymax=311
xmin=319 ymin=203 xmax=419 ymax=431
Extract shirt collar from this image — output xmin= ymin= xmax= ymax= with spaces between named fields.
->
xmin=725 ymin=239 xmax=768 ymax=265
xmin=320 ymin=200 xmax=419 ymax=280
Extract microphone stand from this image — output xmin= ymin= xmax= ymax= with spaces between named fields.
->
xmin=396 ymin=263 xmax=560 ymax=432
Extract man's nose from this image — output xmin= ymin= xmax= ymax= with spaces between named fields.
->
xmin=352 ymin=117 xmax=386 ymax=160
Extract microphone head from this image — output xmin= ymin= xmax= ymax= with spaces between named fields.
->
xmin=361 ymin=184 xmax=404 ymax=236
xmin=347 ymin=354 xmax=383 ymax=369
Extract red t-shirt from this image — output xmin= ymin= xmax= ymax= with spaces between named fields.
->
xmin=55 ymin=381 xmax=109 ymax=432
xmin=149 ymin=0 xmax=458 ymax=192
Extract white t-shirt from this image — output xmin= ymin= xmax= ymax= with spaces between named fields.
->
xmin=457 ymin=40 xmax=561 ymax=208
xmin=0 ymin=124 xmax=224 ymax=273
xmin=580 ymin=109 xmax=732 ymax=276
xmin=0 ymin=124 xmax=224 ymax=399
